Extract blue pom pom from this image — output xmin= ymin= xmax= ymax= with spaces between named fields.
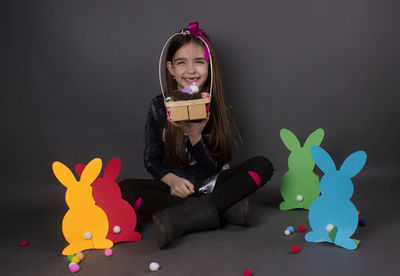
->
xmin=286 ymin=226 xmax=294 ymax=233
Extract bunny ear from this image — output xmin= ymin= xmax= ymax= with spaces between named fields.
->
xmin=52 ymin=161 xmax=77 ymax=188
xmin=304 ymin=128 xmax=324 ymax=148
xmin=310 ymin=145 xmax=337 ymax=174
xmin=79 ymin=158 xmax=102 ymax=186
xmin=103 ymin=158 xmax=121 ymax=180
xmin=280 ymin=129 xmax=300 ymax=151
xmin=75 ymin=163 xmax=86 ymax=177
xmin=339 ymin=151 xmax=367 ymax=178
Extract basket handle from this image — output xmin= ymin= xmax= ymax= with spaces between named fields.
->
xmin=158 ymin=31 xmax=214 ymax=100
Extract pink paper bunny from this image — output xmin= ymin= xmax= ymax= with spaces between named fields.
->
xmin=76 ymin=158 xmax=142 ymax=244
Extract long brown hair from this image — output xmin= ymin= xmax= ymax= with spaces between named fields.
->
xmin=163 ymin=29 xmax=234 ymax=167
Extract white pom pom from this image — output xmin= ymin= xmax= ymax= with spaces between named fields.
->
xmin=113 ymin=225 xmax=121 ymax=234
xmin=296 ymin=195 xmax=303 ymax=202
xmin=284 ymin=229 xmax=291 ymax=236
xmin=83 ymin=232 xmax=92 ymax=240
xmin=326 ymin=224 xmax=334 ymax=232
xmin=149 ymin=262 xmax=160 ymax=271
xmin=69 ymin=262 xmax=77 ymax=267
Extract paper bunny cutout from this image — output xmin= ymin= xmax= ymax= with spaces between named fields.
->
xmin=52 ymin=158 xmax=113 ymax=255
xmin=280 ymin=128 xmax=324 ymax=210
xmin=305 ymin=145 xmax=367 ymax=250
xmin=76 ymin=158 xmax=142 ymax=244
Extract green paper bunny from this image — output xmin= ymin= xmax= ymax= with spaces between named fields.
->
xmin=279 ymin=128 xmax=324 ymax=210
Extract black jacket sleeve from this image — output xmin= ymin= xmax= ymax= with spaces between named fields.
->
xmin=143 ymin=96 xmax=170 ymax=180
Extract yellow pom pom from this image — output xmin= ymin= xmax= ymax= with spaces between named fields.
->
xmin=71 ymin=256 xmax=80 ymax=264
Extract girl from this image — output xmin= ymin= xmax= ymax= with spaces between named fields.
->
xmin=119 ymin=22 xmax=274 ymax=249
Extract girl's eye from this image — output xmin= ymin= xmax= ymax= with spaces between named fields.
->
xmin=196 ymin=60 xmax=206 ymax=64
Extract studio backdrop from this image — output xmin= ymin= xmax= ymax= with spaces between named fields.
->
xmin=2 ymin=0 xmax=399 ymax=208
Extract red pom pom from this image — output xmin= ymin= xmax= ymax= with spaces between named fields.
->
xmin=298 ymin=225 xmax=306 ymax=232
xmin=20 ymin=240 xmax=29 ymax=247
xmin=291 ymin=245 xmax=300 ymax=253
xmin=243 ymin=269 xmax=252 ymax=276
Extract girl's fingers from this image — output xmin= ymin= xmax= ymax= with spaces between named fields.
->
xmin=173 ymin=182 xmax=191 ymax=198
xmin=182 ymin=180 xmax=195 ymax=194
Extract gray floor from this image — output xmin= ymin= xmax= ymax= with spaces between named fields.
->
xmin=1 ymin=170 xmax=398 ymax=276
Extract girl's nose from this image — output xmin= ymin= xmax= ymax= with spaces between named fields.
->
xmin=187 ymin=62 xmax=195 ymax=73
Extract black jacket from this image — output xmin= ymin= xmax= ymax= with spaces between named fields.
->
xmin=143 ymin=95 xmax=224 ymax=190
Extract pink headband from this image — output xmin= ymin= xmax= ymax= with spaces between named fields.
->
xmin=181 ymin=22 xmax=210 ymax=62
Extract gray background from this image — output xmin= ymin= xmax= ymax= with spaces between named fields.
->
xmin=2 ymin=0 xmax=399 ymax=275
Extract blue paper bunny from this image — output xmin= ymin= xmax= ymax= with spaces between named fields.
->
xmin=305 ymin=145 xmax=367 ymax=250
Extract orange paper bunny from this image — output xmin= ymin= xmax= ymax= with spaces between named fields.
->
xmin=52 ymin=158 xmax=113 ymax=255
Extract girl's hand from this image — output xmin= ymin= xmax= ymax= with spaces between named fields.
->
xmin=161 ymin=173 xmax=195 ymax=198
xmin=168 ymin=113 xmax=210 ymax=145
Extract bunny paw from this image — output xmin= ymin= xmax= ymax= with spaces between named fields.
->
xmin=305 ymin=231 xmax=329 ymax=243
xmin=93 ymin=238 xmax=113 ymax=249
xmin=62 ymin=242 xmax=92 ymax=255
xmin=335 ymin=235 xmax=358 ymax=250
xmin=279 ymin=200 xmax=303 ymax=210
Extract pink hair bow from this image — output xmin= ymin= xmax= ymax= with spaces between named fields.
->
xmin=187 ymin=22 xmax=210 ymax=62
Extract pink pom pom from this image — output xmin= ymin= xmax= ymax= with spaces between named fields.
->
xmin=291 ymin=245 xmax=300 ymax=254
xmin=243 ymin=269 xmax=252 ymax=276
xmin=105 ymin=248 xmax=113 ymax=256
xmin=69 ymin=264 xmax=80 ymax=273
xmin=298 ymin=225 xmax=306 ymax=232
xmin=20 ymin=240 xmax=29 ymax=247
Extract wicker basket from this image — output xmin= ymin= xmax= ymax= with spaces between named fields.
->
xmin=159 ymin=32 xmax=213 ymax=122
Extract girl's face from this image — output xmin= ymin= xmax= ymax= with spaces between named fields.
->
xmin=166 ymin=41 xmax=209 ymax=91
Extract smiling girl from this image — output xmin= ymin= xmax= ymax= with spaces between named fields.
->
xmin=119 ymin=22 xmax=274 ymax=248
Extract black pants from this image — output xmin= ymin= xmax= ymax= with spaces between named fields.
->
xmin=119 ymin=156 xmax=274 ymax=214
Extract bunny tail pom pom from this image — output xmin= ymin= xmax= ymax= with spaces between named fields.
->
xmin=243 ymin=269 xmax=252 ymax=276
xmin=326 ymin=224 xmax=334 ymax=232
xmin=149 ymin=262 xmax=160 ymax=271
xmin=69 ymin=263 xmax=80 ymax=273
xmin=296 ymin=195 xmax=303 ymax=202
xmin=113 ymin=225 xmax=121 ymax=234
xmin=358 ymin=218 xmax=367 ymax=226
xmin=284 ymin=229 xmax=291 ymax=236
xmin=291 ymin=245 xmax=300 ymax=254
xmin=83 ymin=232 xmax=92 ymax=240
xmin=298 ymin=225 xmax=306 ymax=232
xmin=105 ymin=248 xmax=113 ymax=256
